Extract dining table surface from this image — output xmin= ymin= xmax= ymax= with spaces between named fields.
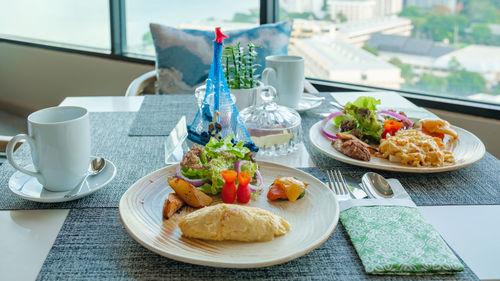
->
xmin=0 ymin=92 xmax=499 ymax=281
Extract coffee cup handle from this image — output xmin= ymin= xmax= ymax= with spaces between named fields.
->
xmin=261 ymin=67 xmax=276 ymax=85
xmin=6 ymin=134 xmax=44 ymax=185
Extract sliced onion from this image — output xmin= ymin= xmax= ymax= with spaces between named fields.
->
xmin=378 ymin=110 xmax=413 ymax=128
xmin=254 ymin=170 xmax=263 ymax=187
xmin=320 ymin=111 xmax=343 ymax=140
xmin=175 ymin=165 xmax=209 ymax=187
xmin=234 ymin=160 xmax=248 ymax=173
xmin=235 ymin=160 xmax=263 ymax=187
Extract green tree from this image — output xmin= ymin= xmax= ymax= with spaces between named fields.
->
xmin=362 ymin=45 xmax=379 ymax=56
xmin=399 ymin=6 xmax=421 ymax=17
xmin=462 ymin=0 xmax=498 ymax=23
xmin=423 ymin=14 xmax=469 ymax=42
xmin=470 ymin=23 xmax=492 ymax=44
xmin=287 ymin=12 xmax=316 ymax=20
xmin=414 ymin=73 xmax=448 ymax=93
xmin=142 ymin=31 xmax=153 ymax=47
xmin=232 ymin=9 xmax=259 ymax=23
xmin=336 ymin=12 xmax=347 ymax=23
xmin=447 ymin=70 xmax=486 ymax=96
xmin=389 ymin=58 xmax=414 ymax=83
xmin=434 ymin=4 xmax=451 ymax=15
xmin=321 ymin=0 xmax=328 ymax=11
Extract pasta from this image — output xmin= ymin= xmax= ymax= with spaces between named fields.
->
xmin=379 ymin=130 xmax=455 ymax=167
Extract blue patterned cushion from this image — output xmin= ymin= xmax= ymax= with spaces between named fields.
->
xmin=150 ymin=21 xmax=293 ymax=94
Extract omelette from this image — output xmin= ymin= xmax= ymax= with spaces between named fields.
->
xmin=178 ymin=204 xmax=291 ymax=242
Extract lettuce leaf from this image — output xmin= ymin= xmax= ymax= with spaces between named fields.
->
xmin=333 ymin=114 xmax=354 ymax=127
xmin=335 ymin=96 xmax=383 ymax=143
xmin=204 ymin=134 xmax=250 ymax=160
xmin=345 ymin=96 xmax=381 ymax=111
xmin=181 ymin=167 xmax=205 ymax=179
xmin=240 ymin=161 xmax=258 ymax=177
xmin=200 ymin=157 xmax=233 ymax=194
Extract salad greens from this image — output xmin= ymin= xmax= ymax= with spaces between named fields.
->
xmin=181 ymin=134 xmax=257 ymax=195
xmin=333 ymin=96 xmax=383 ymax=144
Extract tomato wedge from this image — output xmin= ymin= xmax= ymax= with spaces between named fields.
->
xmin=267 ymin=184 xmax=287 ymax=201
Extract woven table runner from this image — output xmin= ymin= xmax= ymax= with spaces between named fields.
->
xmin=36 ymin=208 xmax=478 ymax=281
xmin=128 ymin=94 xmax=198 ymax=136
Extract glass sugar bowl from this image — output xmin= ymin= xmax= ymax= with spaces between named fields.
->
xmin=239 ymin=86 xmax=302 ymax=155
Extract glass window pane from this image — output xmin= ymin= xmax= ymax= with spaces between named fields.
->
xmin=125 ymin=0 xmax=260 ymax=56
xmin=0 ymin=0 xmax=110 ymax=50
xmin=280 ymin=0 xmax=500 ymax=105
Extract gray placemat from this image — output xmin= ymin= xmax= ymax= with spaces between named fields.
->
xmin=36 ymin=208 xmax=478 ymax=281
xmin=128 ymin=95 xmax=198 ymax=136
xmin=0 ymin=112 xmax=167 ymax=210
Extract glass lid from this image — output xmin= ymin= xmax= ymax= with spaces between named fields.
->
xmin=239 ymin=86 xmax=302 ymax=155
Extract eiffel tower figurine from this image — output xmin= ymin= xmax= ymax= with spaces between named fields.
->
xmin=187 ymin=27 xmax=259 ymax=152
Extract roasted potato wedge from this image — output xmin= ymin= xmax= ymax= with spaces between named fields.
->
xmin=163 ymin=193 xmax=185 ymax=219
xmin=167 ymin=177 xmax=213 ymax=208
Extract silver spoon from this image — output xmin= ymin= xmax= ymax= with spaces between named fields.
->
xmin=64 ymin=157 xmax=106 ymax=198
xmin=361 ymin=172 xmax=394 ymax=199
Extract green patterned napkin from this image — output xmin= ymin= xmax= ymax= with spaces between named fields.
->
xmin=340 ymin=205 xmax=464 ymax=275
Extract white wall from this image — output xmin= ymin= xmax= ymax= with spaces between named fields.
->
xmin=0 ymin=42 xmax=153 ymax=114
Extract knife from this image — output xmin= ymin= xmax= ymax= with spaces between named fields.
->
xmin=343 ymin=175 xmax=368 ymax=199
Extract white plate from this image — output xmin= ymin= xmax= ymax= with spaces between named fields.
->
xmin=294 ymin=93 xmax=324 ymax=113
xmin=309 ymin=120 xmax=486 ymax=173
xmin=8 ymin=157 xmax=116 ymax=203
xmin=119 ymin=161 xmax=339 ymax=268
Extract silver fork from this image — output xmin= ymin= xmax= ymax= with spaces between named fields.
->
xmin=326 ymin=169 xmax=353 ymax=201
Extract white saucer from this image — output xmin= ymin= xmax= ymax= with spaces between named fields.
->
xmin=8 ymin=157 xmax=116 ymax=203
xmin=294 ymin=93 xmax=324 ymax=113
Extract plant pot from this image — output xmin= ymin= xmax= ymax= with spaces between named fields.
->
xmin=230 ymin=81 xmax=264 ymax=111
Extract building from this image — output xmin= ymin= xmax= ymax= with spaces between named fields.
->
xmin=290 ymin=36 xmax=402 ymax=88
xmin=327 ymin=0 xmax=402 ymax=22
xmin=367 ymin=33 xmax=500 ymax=88
xmin=290 ymin=19 xmax=336 ymax=39
xmin=374 ymin=0 xmax=403 ymax=17
xmin=280 ymin=0 xmax=325 ymax=17
xmin=404 ymin=0 xmax=457 ymax=14
xmin=434 ymin=45 xmax=500 ymax=88
xmin=367 ymin=32 xmax=456 ymax=77
xmin=328 ymin=0 xmax=377 ymax=22
xmin=335 ymin=16 xmax=413 ymax=47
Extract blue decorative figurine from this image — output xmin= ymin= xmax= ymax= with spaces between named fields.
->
xmin=187 ymin=27 xmax=258 ymax=152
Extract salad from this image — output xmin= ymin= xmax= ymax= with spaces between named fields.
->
xmin=177 ymin=134 xmax=262 ymax=195
xmin=326 ymin=96 xmax=413 ymax=144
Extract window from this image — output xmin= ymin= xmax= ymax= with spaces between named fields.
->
xmin=0 ymin=0 xmax=110 ymax=51
xmin=1 ymin=0 xmax=499 ymax=111
xmin=124 ymin=0 xmax=260 ymax=56
xmin=280 ymin=0 xmax=500 ymax=105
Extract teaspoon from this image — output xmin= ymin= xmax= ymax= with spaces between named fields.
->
xmin=64 ymin=157 xmax=106 ymax=198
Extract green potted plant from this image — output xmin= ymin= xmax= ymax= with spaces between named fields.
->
xmin=222 ymin=42 xmax=262 ymax=110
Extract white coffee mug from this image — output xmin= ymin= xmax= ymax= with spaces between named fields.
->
xmin=7 ymin=106 xmax=91 ymax=192
xmin=262 ymin=55 xmax=304 ymax=108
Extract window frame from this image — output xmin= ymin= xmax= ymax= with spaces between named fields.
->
xmin=0 ymin=0 xmax=499 ymax=119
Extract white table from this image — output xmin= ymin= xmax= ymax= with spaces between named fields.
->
xmin=1 ymin=93 xmax=499 ymax=281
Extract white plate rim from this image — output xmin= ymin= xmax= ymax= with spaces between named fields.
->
xmin=8 ymin=158 xmax=117 ymax=203
xmin=119 ymin=160 xmax=339 ymax=268
xmin=309 ymin=120 xmax=486 ymax=173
